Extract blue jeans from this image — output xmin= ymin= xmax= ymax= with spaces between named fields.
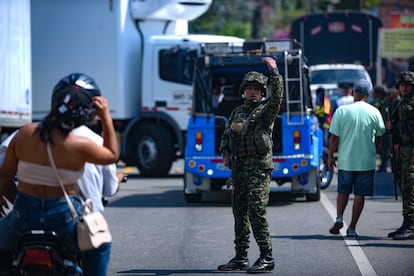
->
xmin=81 ymin=242 xmax=111 ymax=276
xmin=0 ymin=192 xmax=82 ymax=271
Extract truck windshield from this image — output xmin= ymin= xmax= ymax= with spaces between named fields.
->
xmin=310 ymin=69 xmax=367 ymax=84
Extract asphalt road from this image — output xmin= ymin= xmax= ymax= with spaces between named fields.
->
xmin=104 ymin=163 xmax=414 ymax=276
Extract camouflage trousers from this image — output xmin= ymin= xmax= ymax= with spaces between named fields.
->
xmin=231 ymin=165 xmax=272 ymax=257
xmin=395 ymin=146 xmax=414 ymax=219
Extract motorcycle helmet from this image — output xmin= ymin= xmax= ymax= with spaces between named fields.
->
xmin=239 ymin=71 xmax=268 ymax=97
xmin=51 ymin=73 xmax=101 ymax=127
xmin=395 ymin=71 xmax=414 ymax=89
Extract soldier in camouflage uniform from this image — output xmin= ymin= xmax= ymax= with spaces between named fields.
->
xmin=371 ymin=85 xmax=392 ymax=172
xmin=387 ymin=71 xmax=414 ymax=240
xmin=218 ymin=57 xmax=283 ymax=273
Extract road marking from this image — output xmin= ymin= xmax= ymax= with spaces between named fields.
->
xmin=320 ymin=192 xmax=378 ymax=276
xmin=122 ymin=166 xmax=134 ymax=174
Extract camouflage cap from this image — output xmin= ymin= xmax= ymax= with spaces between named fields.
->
xmin=396 ymin=71 xmax=414 ymax=89
xmin=239 ymin=71 xmax=268 ymax=95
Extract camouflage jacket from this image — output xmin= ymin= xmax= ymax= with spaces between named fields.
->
xmin=392 ymin=92 xmax=414 ymax=149
xmin=219 ymin=68 xmax=283 ymax=170
xmin=371 ymin=98 xmax=392 ymax=123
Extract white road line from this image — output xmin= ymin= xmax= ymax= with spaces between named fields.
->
xmin=320 ymin=191 xmax=378 ymax=276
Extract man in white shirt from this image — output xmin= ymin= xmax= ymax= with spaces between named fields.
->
xmin=73 ymin=125 xmax=123 ymax=213
xmin=336 ymin=82 xmax=354 ymax=107
xmin=72 ymin=124 xmax=124 ymax=275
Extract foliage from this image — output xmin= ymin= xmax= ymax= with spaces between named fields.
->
xmin=189 ymin=0 xmax=253 ymax=37
xmin=189 ymin=0 xmax=380 ymax=39
xmin=334 ymin=0 xmax=379 ymax=10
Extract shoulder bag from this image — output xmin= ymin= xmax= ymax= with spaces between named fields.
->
xmin=46 ymin=142 xmax=112 ymax=251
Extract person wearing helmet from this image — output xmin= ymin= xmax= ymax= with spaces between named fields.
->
xmin=0 ymin=73 xmax=118 ymax=273
xmin=387 ymin=71 xmax=414 ymax=240
xmin=54 ymin=73 xmax=125 ymax=275
xmin=218 ymin=57 xmax=283 ymax=273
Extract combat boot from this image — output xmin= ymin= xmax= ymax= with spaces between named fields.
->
xmin=393 ymin=221 xmax=414 ymax=240
xmin=388 ymin=216 xmax=410 ymax=238
xmin=217 ymin=255 xmax=249 ymax=271
xmin=247 ymin=252 xmax=274 ymax=274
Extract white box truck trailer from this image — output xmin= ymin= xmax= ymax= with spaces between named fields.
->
xmin=31 ymin=0 xmax=243 ymax=176
xmin=0 ymin=0 xmax=31 ymax=140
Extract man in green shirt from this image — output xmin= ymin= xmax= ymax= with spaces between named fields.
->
xmin=328 ymin=79 xmax=385 ymax=237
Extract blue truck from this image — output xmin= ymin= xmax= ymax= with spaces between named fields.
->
xmin=183 ymin=40 xmax=324 ymax=202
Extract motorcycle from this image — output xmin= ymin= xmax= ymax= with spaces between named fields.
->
xmin=319 ymin=147 xmax=334 ymax=189
xmin=12 ymin=230 xmax=83 ymax=276
xmin=3 ymin=175 xmax=128 ymax=275
xmin=314 ymin=86 xmax=335 ymax=190
xmin=0 ymin=182 xmax=81 ymax=275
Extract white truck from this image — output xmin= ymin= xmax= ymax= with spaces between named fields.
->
xmin=0 ymin=0 xmax=32 ymax=140
xmin=31 ymin=0 xmax=243 ymax=176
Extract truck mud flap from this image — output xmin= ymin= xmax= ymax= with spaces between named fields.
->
xmin=291 ymin=167 xmax=320 ymax=194
xmin=184 ymin=172 xmax=212 ymax=202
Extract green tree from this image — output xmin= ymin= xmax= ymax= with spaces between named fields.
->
xmin=189 ymin=0 xmax=379 ymax=39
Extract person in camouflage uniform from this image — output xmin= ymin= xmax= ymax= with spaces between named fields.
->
xmin=387 ymin=71 xmax=414 ymax=240
xmin=218 ymin=57 xmax=283 ymax=273
xmin=371 ymin=85 xmax=392 ymax=172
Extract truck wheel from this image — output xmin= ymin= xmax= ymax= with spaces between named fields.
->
xmin=184 ymin=193 xmax=202 ymax=203
xmin=211 ymin=179 xmax=225 ymax=191
xmin=183 ymin=172 xmax=202 ymax=202
xmin=135 ymin=125 xmax=173 ymax=177
xmin=305 ymin=189 xmax=320 ymax=202
xmin=306 ymin=168 xmax=321 ymax=202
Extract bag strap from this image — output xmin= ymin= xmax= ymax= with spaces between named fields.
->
xmin=46 ymin=142 xmax=79 ymax=220
xmin=240 ymin=104 xmax=263 ymax=137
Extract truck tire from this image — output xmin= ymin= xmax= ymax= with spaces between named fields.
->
xmin=306 ymin=168 xmax=321 ymax=202
xmin=305 ymin=188 xmax=320 ymax=202
xmin=184 ymin=193 xmax=202 ymax=203
xmin=183 ymin=172 xmax=202 ymax=202
xmin=135 ymin=125 xmax=174 ymax=177
xmin=211 ymin=179 xmax=225 ymax=191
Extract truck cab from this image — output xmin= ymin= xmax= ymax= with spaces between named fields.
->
xmin=184 ymin=40 xmax=323 ymax=202
xmin=30 ymin=0 xmax=244 ymax=177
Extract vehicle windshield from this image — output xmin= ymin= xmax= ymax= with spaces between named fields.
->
xmin=310 ymin=69 xmax=367 ymax=84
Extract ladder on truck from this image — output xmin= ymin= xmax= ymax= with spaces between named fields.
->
xmin=283 ymin=49 xmax=305 ymax=125
xmin=198 ymin=40 xmax=307 ymax=125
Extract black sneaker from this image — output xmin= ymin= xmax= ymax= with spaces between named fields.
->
xmin=217 ymin=256 xmax=249 ymax=271
xmin=247 ymin=256 xmax=274 ymax=274
xmin=388 ymin=218 xmax=410 ymax=238
xmin=388 ymin=226 xmax=408 ymax=238
xmin=329 ymin=221 xmax=344 ymax=235
xmin=393 ymin=226 xmax=414 ymax=240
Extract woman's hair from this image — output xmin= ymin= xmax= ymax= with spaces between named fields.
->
xmin=36 ymin=112 xmax=72 ymax=144
xmin=36 ymin=73 xmax=100 ymax=144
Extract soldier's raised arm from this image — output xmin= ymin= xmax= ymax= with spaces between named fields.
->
xmin=262 ymin=57 xmax=283 ymax=116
